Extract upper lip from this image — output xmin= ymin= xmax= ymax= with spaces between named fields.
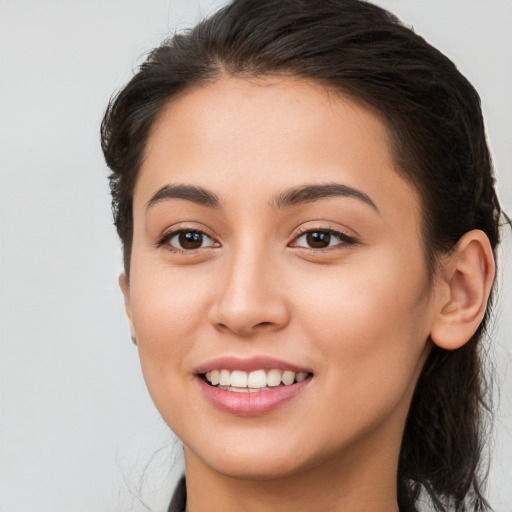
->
xmin=195 ymin=356 xmax=312 ymax=375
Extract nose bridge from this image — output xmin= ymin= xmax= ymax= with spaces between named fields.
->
xmin=210 ymin=235 xmax=289 ymax=336
xmin=226 ymin=240 xmax=271 ymax=305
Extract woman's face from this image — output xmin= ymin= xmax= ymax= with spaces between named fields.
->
xmin=124 ymin=76 xmax=437 ymax=479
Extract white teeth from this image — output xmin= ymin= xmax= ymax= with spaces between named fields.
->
xmin=210 ymin=369 xmax=220 ymax=386
xmin=248 ymin=369 xmax=267 ymax=388
xmin=296 ymin=372 xmax=308 ymax=382
xmin=219 ymin=369 xmax=231 ymax=386
xmin=281 ymin=370 xmax=295 ymax=386
xmin=230 ymin=370 xmax=248 ymax=388
xmin=204 ymin=368 xmax=310 ymax=389
xmin=266 ymin=369 xmax=282 ymax=387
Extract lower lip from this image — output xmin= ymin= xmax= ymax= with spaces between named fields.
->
xmin=197 ymin=376 xmax=311 ymax=416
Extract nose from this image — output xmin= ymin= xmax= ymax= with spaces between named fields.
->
xmin=208 ymin=246 xmax=290 ymax=337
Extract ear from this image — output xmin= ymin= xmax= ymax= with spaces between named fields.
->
xmin=430 ymin=230 xmax=495 ymax=350
xmin=119 ymin=273 xmax=136 ymax=343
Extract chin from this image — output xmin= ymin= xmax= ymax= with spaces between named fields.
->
xmin=210 ymin=455 xmax=312 ymax=481
xmin=184 ymin=433 xmax=317 ymax=481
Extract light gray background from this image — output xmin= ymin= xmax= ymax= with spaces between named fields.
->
xmin=0 ymin=1 xmax=510 ymax=511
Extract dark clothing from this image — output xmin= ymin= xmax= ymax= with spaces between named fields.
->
xmin=168 ymin=476 xmax=187 ymax=512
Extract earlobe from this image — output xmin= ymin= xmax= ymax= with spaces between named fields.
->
xmin=430 ymin=230 xmax=495 ymax=350
xmin=118 ymin=273 xmax=136 ymax=342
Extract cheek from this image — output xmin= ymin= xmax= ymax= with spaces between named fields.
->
xmin=130 ymin=253 xmax=212 ymax=333
xmin=127 ymin=259 xmax=214 ymax=394
xmin=283 ymin=265 xmax=431 ymax=451
xmin=291 ymin=247 xmax=432 ymax=401
xmin=296 ymin=249 xmax=429 ymax=333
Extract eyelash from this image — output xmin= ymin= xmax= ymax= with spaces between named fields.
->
xmin=156 ymin=226 xmax=358 ymax=254
xmin=291 ymin=226 xmax=358 ymax=251
xmin=156 ymin=227 xmax=218 ymax=253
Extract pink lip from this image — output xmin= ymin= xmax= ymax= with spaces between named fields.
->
xmin=197 ymin=376 xmax=312 ymax=416
xmin=195 ymin=356 xmax=311 ymax=374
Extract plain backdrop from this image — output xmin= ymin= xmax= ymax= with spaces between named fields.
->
xmin=0 ymin=1 xmax=510 ymax=511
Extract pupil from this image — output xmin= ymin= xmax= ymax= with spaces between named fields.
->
xmin=306 ymin=231 xmax=331 ymax=248
xmin=179 ymin=231 xmax=203 ymax=249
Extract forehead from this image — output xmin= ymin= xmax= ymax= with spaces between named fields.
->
xmin=145 ymin=76 xmax=391 ymax=164
xmin=135 ymin=75 xmax=420 ymax=226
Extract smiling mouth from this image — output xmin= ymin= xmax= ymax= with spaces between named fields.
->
xmin=201 ymin=369 xmax=313 ymax=393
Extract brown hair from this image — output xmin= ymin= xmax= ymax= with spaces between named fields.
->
xmin=101 ymin=1 xmax=506 ymax=510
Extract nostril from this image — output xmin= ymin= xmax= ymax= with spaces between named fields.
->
xmin=217 ymin=320 xmax=272 ymax=329
xmin=209 ymin=298 xmax=290 ymax=336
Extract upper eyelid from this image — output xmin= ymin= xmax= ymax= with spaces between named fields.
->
xmin=292 ymin=224 xmax=356 ymax=240
xmin=159 ymin=223 xmax=218 ymax=240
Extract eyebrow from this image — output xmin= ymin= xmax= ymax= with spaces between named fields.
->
xmin=145 ymin=182 xmax=378 ymax=213
xmin=271 ymin=183 xmax=379 ymax=212
xmin=146 ymin=184 xmax=221 ymax=211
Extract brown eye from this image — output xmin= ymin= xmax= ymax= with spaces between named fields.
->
xmin=305 ymin=231 xmax=331 ymax=248
xmin=292 ymin=229 xmax=355 ymax=250
xmin=167 ymin=230 xmax=216 ymax=250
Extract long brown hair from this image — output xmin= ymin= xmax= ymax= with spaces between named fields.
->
xmin=101 ymin=1 xmax=505 ymax=509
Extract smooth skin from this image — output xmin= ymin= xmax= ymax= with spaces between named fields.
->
xmin=120 ymin=76 xmax=495 ymax=512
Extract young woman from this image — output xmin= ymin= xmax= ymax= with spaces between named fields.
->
xmin=101 ymin=1 xmax=507 ymax=510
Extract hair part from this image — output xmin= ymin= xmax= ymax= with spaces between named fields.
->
xmin=101 ymin=1 xmax=505 ymax=510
